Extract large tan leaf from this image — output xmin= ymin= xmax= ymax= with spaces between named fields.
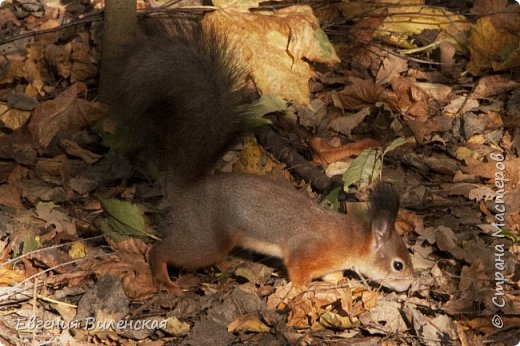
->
xmin=204 ymin=6 xmax=339 ymax=106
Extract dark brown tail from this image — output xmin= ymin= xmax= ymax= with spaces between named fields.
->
xmin=108 ymin=17 xmax=256 ymax=186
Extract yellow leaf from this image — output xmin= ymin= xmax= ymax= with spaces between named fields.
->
xmin=69 ymin=241 xmax=87 ymax=259
xmin=0 ymin=266 xmax=25 ymax=286
xmin=227 ymin=314 xmax=270 ymax=333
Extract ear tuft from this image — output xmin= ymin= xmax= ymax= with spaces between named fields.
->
xmin=369 ymin=182 xmax=400 ymax=247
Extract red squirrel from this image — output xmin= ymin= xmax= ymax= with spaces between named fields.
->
xmin=108 ymin=18 xmax=414 ymax=296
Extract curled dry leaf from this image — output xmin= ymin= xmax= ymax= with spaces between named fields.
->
xmin=396 ymin=209 xmax=424 ymax=236
xmin=340 ymin=78 xmax=397 ymax=111
xmin=59 ymin=138 xmax=102 ymax=164
xmin=227 ymin=314 xmax=270 ymax=333
xmin=70 ymin=36 xmax=98 ymax=83
xmin=45 ymin=43 xmax=73 ymax=79
xmin=375 ymin=53 xmax=408 ymax=85
xmin=473 ymin=75 xmax=520 ymax=99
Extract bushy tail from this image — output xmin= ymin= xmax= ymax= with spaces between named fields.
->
xmin=108 ymin=17 xmax=255 ymax=185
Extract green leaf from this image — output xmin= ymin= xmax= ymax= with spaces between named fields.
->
xmin=342 ymin=147 xmax=382 ymax=189
xmin=314 ymin=28 xmax=339 ymax=61
xmin=98 ymin=196 xmax=160 ymax=241
xmin=245 ymin=94 xmax=286 ymax=128
xmin=383 ymin=137 xmax=406 ymax=155
xmin=324 ymin=186 xmax=341 ymax=212
xmin=255 ymin=94 xmax=287 ymax=115
xmin=22 ymin=237 xmax=41 ymax=255
xmin=501 ymin=229 xmax=519 ymax=243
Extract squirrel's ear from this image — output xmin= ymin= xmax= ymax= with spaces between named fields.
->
xmin=372 ymin=218 xmax=393 ymax=249
xmin=368 ymin=182 xmax=400 ymax=250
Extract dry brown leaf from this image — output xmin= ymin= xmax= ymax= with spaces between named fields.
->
xmin=70 ymin=37 xmax=98 ymax=82
xmin=443 ymin=96 xmax=479 ymax=117
xmin=59 ymin=138 xmax=101 ymax=164
xmin=35 ymin=202 xmax=76 ymax=236
xmin=45 ymin=43 xmax=72 ymax=79
xmin=287 ymin=282 xmax=359 ymax=328
xmin=24 ymin=43 xmax=48 ymax=96
xmin=410 ymin=242 xmax=436 ymax=271
xmin=434 ymin=226 xmax=465 ymax=260
xmin=376 ymin=54 xmax=408 ymax=85
xmin=396 ymin=209 xmax=424 ymax=236
xmin=106 ymin=237 xmax=149 ymax=257
xmin=0 ymin=165 xmax=28 ymax=209
xmin=473 ymin=75 xmax=520 ymax=99
xmin=0 ymin=109 xmax=31 ymax=130
xmin=349 ymin=14 xmax=386 ymax=44
xmin=361 ymin=290 xmax=379 ymax=310
xmin=27 ymin=83 xmax=107 ymax=149
xmin=467 ymin=14 xmax=520 ymax=75
xmin=439 ymin=40 xmax=459 ymax=78
xmin=266 ymin=282 xmax=298 ymax=310
xmin=468 ymin=186 xmax=495 ymax=201
xmin=328 ymin=108 xmax=371 ymax=138
xmin=233 ymin=261 xmax=273 ymax=284
xmin=339 ymin=78 xmax=397 ymax=110
xmin=213 ymin=0 xmax=263 ymax=10
xmin=359 ymin=298 xmax=410 ymax=335
xmin=0 ymin=7 xmax=21 ymax=28
xmin=414 ymin=82 xmax=453 ymax=102
xmin=29 ymin=247 xmax=75 ymax=274
xmin=423 ymin=315 xmax=455 ymax=344
xmin=319 ymin=311 xmax=357 ymax=330
xmin=2 ymin=58 xmax=25 ymax=84
xmin=95 ymin=238 xmax=155 ymax=300
xmin=163 ymin=317 xmax=190 ymax=336
xmin=391 ymin=77 xmax=431 ymax=119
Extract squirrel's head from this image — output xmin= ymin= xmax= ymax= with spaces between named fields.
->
xmin=356 ymin=183 xmax=414 ymax=292
xmin=361 ymin=217 xmax=414 ymax=292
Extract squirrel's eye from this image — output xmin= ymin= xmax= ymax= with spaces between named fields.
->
xmin=393 ymin=260 xmax=404 ymax=271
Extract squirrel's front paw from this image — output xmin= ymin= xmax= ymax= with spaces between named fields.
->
xmin=156 ymin=279 xmax=185 ymax=297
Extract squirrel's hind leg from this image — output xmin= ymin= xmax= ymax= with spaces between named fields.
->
xmin=148 ymin=243 xmax=185 ymax=296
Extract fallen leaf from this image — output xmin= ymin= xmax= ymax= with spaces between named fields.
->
xmin=227 ymin=314 xmax=270 ymax=333
xmin=205 ymin=5 xmax=339 ymax=106
xmin=375 ymin=53 xmax=408 ymax=85
xmin=27 ymin=83 xmax=106 ymax=149
xmin=163 ymin=317 xmax=191 ymax=336
xmin=473 ymin=75 xmax=520 ymax=98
